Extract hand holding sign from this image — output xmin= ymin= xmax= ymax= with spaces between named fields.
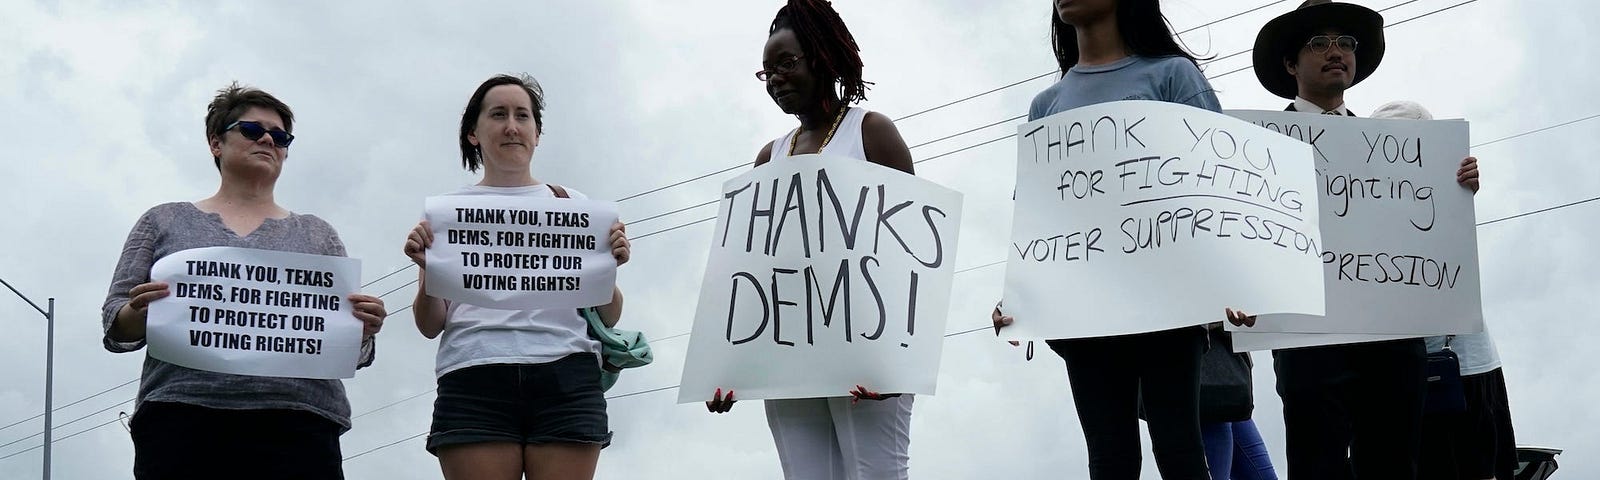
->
xmin=848 ymin=385 xmax=900 ymax=404
xmin=609 ymin=221 xmax=631 ymax=266
xmin=404 ymin=220 xmax=433 ymax=268
xmin=705 ymin=388 xmax=737 ymax=414
xmin=348 ymin=293 xmax=387 ymax=338
xmin=1457 ymin=156 xmax=1479 ymax=193
xmin=991 ymin=303 xmax=1020 ymax=347
xmin=109 ymin=281 xmax=172 ymax=342
xmin=1225 ymin=308 xmax=1256 ymax=328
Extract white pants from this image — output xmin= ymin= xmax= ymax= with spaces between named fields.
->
xmin=764 ymin=395 xmax=914 ymax=480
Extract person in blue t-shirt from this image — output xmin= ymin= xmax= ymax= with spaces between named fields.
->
xmin=992 ymin=1 xmax=1226 ymax=478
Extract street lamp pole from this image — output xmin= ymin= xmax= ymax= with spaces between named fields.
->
xmin=1 ymin=277 xmax=54 ymax=480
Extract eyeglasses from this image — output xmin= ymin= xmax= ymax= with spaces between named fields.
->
xmin=756 ymin=55 xmax=805 ymax=81
xmin=1304 ymin=35 xmax=1358 ymax=55
xmin=223 ymin=120 xmax=295 ymax=148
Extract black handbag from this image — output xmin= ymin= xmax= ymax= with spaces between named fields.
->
xmin=1137 ymin=327 xmax=1253 ymax=423
xmin=1423 ymin=336 xmax=1467 ymax=414
xmin=1198 ymin=328 xmax=1254 ymax=423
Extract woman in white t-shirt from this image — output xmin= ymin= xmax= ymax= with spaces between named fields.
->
xmin=702 ymin=2 xmax=918 ymax=479
xmin=402 ymin=74 xmax=631 ymax=480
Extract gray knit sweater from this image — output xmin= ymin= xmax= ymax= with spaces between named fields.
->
xmin=101 ymin=202 xmax=375 ymax=431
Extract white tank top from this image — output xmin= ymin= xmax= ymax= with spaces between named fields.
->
xmin=769 ymin=107 xmax=869 ymax=162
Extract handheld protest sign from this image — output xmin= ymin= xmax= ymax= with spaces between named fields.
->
xmin=1224 ymin=111 xmax=1483 ymax=338
xmin=1002 ymin=100 xmax=1326 ymax=340
xmin=677 ymin=155 xmax=963 ymax=403
xmin=146 ymin=246 xmax=363 ymax=379
xmin=1230 ymin=331 xmax=1418 ymax=352
xmin=424 ymin=195 xmax=619 ymax=310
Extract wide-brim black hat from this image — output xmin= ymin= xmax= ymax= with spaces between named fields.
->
xmin=1252 ymin=0 xmax=1385 ymax=99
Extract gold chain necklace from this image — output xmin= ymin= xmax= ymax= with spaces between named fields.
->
xmin=787 ymin=106 xmax=849 ymax=156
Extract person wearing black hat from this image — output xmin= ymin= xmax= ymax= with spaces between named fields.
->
xmin=1239 ymin=1 xmax=1483 ymax=479
xmin=1253 ymin=0 xmax=1386 ymax=116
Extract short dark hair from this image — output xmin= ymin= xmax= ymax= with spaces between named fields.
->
xmin=459 ymin=74 xmax=545 ymax=173
xmin=204 ymin=82 xmax=294 ymax=169
xmin=770 ymin=0 xmax=870 ymax=104
xmin=1050 ymin=0 xmax=1206 ymax=76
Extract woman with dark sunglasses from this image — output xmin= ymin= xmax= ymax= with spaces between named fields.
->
xmin=701 ymin=1 xmax=917 ymax=478
xmin=403 ymin=74 xmax=631 ymax=480
xmin=101 ymin=82 xmax=387 ymax=479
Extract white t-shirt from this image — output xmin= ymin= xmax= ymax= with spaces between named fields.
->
xmin=1426 ymin=329 xmax=1502 ymax=376
xmin=432 ymin=184 xmax=601 ymax=377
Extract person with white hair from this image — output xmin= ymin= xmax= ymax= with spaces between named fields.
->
xmin=1370 ymin=100 xmax=1518 ymax=480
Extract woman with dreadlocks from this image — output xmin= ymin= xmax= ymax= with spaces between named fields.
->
xmin=703 ymin=1 xmax=916 ymax=479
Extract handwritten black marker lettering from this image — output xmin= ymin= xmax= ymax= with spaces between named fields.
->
xmin=773 ymin=172 xmax=814 ymax=258
xmin=1363 ymin=131 xmax=1424 ymax=168
xmin=815 ymin=169 xmax=870 ymax=252
xmin=858 ymin=256 xmax=887 ymax=341
xmin=769 ymin=268 xmax=800 ymax=347
xmin=726 ymin=272 xmax=768 ymax=345
xmin=744 ymin=178 xmax=780 ymax=255
xmin=803 ymin=259 xmax=852 ymax=345
xmin=720 ymin=182 xmax=753 ymax=247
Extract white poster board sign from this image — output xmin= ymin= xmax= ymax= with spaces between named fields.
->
xmin=678 ymin=155 xmax=963 ymax=402
xmin=147 ymin=246 xmax=363 ymax=379
xmin=1225 ymin=111 xmax=1483 ymax=337
xmin=1002 ymin=100 xmax=1325 ymax=339
xmin=1231 ymin=331 xmax=1417 ymax=352
xmin=424 ymin=195 xmax=619 ymax=310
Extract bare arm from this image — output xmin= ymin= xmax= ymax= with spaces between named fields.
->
xmin=596 ymin=286 xmax=624 ymax=328
xmin=412 ymin=272 xmax=448 ymax=339
xmin=754 ymin=141 xmax=774 ymax=168
xmin=861 ymin=112 xmax=915 ymax=175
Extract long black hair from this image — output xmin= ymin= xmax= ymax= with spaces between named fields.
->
xmin=1050 ymin=0 xmax=1205 ymax=75
xmin=770 ymin=0 xmax=871 ymax=104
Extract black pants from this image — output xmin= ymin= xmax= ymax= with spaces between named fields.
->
xmin=1273 ymin=338 xmax=1427 ymax=480
xmin=1419 ymin=367 xmax=1517 ymax=480
xmin=131 ymin=401 xmax=344 ymax=480
xmin=1049 ymin=326 xmax=1209 ymax=480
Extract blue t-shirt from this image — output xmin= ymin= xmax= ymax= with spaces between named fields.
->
xmin=1028 ymin=55 xmax=1221 ymax=121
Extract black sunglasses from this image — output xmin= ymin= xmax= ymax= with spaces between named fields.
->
xmin=224 ymin=120 xmax=295 ymax=148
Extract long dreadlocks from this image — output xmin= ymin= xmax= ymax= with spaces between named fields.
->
xmin=770 ymin=0 xmax=871 ymax=104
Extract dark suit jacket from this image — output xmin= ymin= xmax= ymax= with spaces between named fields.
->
xmin=1286 ymin=103 xmax=1357 ymax=116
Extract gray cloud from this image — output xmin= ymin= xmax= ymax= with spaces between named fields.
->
xmin=1 ymin=0 xmax=1594 ymax=478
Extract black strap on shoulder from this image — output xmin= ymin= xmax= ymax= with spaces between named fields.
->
xmin=548 ymin=184 xmax=569 ymax=199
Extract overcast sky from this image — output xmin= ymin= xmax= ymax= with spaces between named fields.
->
xmin=2 ymin=0 xmax=1597 ymax=478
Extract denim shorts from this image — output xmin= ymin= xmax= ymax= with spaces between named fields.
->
xmin=426 ymin=353 xmax=611 ymax=454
